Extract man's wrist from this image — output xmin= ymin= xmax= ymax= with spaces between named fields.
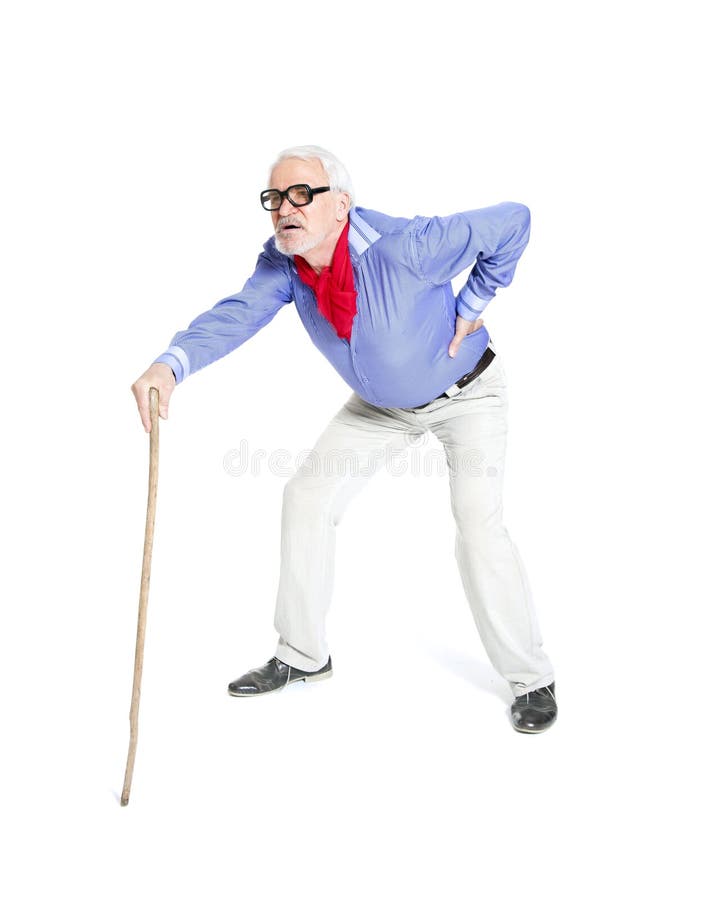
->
xmin=153 ymin=347 xmax=189 ymax=384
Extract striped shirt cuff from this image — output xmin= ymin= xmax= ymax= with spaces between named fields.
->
xmin=154 ymin=345 xmax=191 ymax=384
xmin=456 ymin=285 xmax=491 ymax=321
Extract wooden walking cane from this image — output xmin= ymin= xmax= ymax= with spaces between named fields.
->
xmin=121 ymin=386 xmax=160 ymax=806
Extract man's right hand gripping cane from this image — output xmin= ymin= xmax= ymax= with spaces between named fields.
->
xmin=131 ymin=362 xmax=176 ymax=432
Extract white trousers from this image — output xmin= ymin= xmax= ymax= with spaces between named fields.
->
xmin=273 ymin=352 xmax=555 ymax=697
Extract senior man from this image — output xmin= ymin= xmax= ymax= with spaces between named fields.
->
xmin=131 ymin=145 xmax=557 ymax=733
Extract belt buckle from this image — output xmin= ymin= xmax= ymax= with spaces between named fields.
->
xmin=444 ymin=383 xmax=462 ymax=398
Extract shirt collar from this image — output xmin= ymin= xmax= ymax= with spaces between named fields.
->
xmin=348 ymin=208 xmax=381 ymax=258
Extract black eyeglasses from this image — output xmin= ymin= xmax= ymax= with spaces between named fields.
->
xmin=260 ymin=184 xmax=331 ymax=211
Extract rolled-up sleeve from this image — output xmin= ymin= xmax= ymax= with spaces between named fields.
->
xmin=154 ymin=244 xmax=294 ymax=383
xmin=412 ymin=202 xmax=531 ymax=321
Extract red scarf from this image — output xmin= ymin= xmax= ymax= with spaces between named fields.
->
xmin=294 ymin=221 xmax=357 ymax=341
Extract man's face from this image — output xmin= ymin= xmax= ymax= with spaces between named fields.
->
xmin=268 ymin=158 xmax=339 ymax=258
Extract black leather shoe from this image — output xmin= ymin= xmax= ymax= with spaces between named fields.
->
xmin=510 ymin=682 xmax=557 ymax=733
xmin=228 ymin=656 xmax=333 ymax=697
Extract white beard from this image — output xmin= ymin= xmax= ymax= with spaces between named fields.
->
xmin=274 ymin=214 xmax=326 ymax=258
xmin=274 ymin=229 xmax=323 ymax=258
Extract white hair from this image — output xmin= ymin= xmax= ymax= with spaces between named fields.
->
xmin=269 ymin=145 xmax=355 ymax=208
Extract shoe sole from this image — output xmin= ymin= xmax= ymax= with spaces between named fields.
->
xmin=511 ymin=718 xmax=557 ymax=734
xmin=227 ymin=669 xmax=333 ymax=697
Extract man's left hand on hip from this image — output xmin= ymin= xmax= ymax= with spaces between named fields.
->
xmin=449 ymin=314 xmax=484 ymax=358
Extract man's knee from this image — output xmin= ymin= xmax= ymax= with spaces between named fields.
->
xmin=282 ymin=470 xmax=324 ymax=511
xmin=452 ymin=496 xmax=504 ymax=537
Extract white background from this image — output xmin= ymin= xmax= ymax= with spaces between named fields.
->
xmin=1 ymin=1 xmax=718 ymax=897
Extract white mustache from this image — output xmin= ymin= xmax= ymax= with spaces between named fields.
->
xmin=276 ymin=216 xmax=304 ymax=233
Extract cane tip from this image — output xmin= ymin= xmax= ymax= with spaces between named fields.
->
xmin=120 ymin=794 xmax=129 ymax=807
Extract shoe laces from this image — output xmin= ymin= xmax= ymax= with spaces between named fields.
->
xmin=519 ymin=684 xmax=555 ymax=704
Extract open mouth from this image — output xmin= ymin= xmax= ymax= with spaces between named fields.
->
xmin=277 ymin=218 xmax=303 ymax=234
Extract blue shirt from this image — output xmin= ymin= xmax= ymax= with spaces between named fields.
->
xmin=155 ymin=203 xmax=531 ymax=409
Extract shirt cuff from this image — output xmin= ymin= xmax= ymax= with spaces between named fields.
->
xmin=456 ymin=285 xmax=490 ymax=321
xmin=153 ymin=345 xmax=190 ymax=384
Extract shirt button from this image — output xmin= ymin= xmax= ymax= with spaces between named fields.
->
xmin=361 ymin=377 xmax=369 ymax=383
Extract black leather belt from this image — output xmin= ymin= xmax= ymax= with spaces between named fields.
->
xmin=412 ymin=345 xmax=496 ymax=409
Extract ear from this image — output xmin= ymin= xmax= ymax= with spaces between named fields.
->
xmin=336 ymin=192 xmax=351 ymax=220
